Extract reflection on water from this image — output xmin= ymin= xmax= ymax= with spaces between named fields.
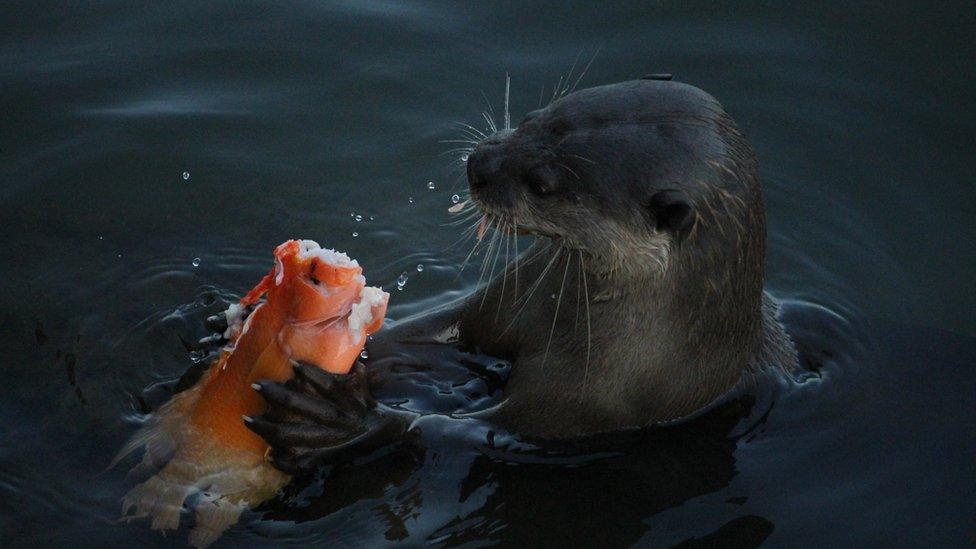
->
xmin=1 ymin=1 xmax=974 ymax=546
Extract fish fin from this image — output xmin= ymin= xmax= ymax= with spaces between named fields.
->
xmin=189 ymin=495 xmax=245 ymax=548
xmin=110 ymin=382 xmax=205 ymax=472
xmin=186 ymin=461 xmax=288 ymax=547
xmin=240 ymin=269 xmax=275 ymax=306
xmin=116 ymin=382 xmax=211 ymax=531
xmin=121 ymin=467 xmax=193 ymax=532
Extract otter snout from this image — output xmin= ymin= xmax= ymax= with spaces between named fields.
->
xmin=467 ymin=129 xmax=517 ymax=209
xmin=465 ymin=147 xmax=496 ymax=192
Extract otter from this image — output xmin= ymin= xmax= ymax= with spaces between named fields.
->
xmin=242 ymin=76 xmax=799 ymax=472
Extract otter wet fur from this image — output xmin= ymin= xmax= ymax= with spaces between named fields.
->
xmin=243 ymin=77 xmax=799 ymax=471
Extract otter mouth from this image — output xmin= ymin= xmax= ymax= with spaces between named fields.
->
xmin=476 ymin=201 xmax=562 ymax=243
xmin=468 ymin=195 xmax=517 ymax=239
xmin=445 ymin=190 xmax=496 ymax=241
xmin=471 ymin=189 xmax=568 ymax=242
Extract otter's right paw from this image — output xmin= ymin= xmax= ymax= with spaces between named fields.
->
xmin=245 ymin=362 xmax=406 ymax=475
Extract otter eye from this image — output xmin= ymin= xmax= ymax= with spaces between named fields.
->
xmin=647 ymin=189 xmax=695 ymax=238
xmin=525 ymin=169 xmax=557 ymax=197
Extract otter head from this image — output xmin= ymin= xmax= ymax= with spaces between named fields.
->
xmin=466 ymin=78 xmax=765 ymax=289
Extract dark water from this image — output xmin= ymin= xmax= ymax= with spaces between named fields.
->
xmin=2 ymin=2 xmax=974 ymax=546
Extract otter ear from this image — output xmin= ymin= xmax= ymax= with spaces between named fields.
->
xmin=647 ymin=189 xmax=695 ymax=238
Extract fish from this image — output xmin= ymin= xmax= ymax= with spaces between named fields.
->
xmin=113 ymin=239 xmax=389 ymax=547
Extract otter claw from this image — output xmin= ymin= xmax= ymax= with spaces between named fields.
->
xmin=254 ymin=378 xmax=347 ymax=425
xmin=291 ymin=361 xmax=374 ymax=413
xmin=205 ymin=312 xmax=228 ymax=332
xmin=197 ymin=333 xmax=225 ymax=346
xmin=246 ymin=361 xmax=403 ymax=475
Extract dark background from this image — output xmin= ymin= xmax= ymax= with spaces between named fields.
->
xmin=1 ymin=2 xmax=973 ymax=546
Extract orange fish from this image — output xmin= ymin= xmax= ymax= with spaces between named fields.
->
xmin=115 ymin=240 xmax=389 ymax=546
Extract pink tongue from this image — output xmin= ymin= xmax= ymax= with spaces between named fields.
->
xmin=477 ymin=216 xmax=489 ymax=241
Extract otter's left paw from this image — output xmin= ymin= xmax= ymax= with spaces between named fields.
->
xmin=246 ymin=362 xmax=405 ymax=475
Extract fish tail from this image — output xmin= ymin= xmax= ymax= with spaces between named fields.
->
xmin=121 ymin=467 xmax=193 ymax=532
xmin=188 ymin=493 xmax=245 ymax=548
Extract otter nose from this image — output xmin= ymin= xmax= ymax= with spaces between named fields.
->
xmin=466 ymin=131 xmax=513 ymax=191
xmin=466 ymin=147 xmax=501 ymax=191
xmin=467 ymin=148 xmax=498 ymax=190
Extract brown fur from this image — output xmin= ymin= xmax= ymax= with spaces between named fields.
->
xmin=450 ymin=80 xmax=798 ymax=437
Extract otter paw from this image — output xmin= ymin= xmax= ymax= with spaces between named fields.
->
xmin=246 ymin=362 xmax=402 ymax=475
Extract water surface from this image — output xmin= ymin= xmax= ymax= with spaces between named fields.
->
xmin=1 ymin=2 xmax=974 ymax=546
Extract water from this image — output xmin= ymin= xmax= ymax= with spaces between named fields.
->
xmin=1 ymin=1 xmax=973 ymax=546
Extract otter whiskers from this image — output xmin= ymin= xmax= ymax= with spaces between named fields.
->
xmin=547 ymin=47 xmax=601 ymax=106
xmin=476 ymin=219 xmax=502 ymax=308
xmin=540 ymin=249 xmax=572 ymax=371
xmin=498 ymin=244 xmax=563 ymax=338
xmin=578 ymin=249 xmax=592 ymax=402
xmin=493 ymin=220 xmax=513 ymax=322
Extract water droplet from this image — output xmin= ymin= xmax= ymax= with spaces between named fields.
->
xmin=550 ymin=293 xmax=556 ymax=299
xmin=427 ymin=181 xmax=436 ymax=190
xmin=369 ymin=215 xmax=375 ymax=221
xmin=355 ymin=214 xmax=363 ymax=222
xmin=451 ymin=194 xmax=460 ymax=204
xmin=117 ymin=253 xmax=122 ymax=258
xmin=98 ymin=235 xmax=104 ymax=240
xmin=352 ymin=231 xmax=359 ymax=237
xmin=416 ymin=264 xmax=424 ymax=272
xmin=192 ymin=257 xmax=201 ymax=267
xmin=461 ymin=154 xmax=469 ymax=162
xmin=360 ymin=349 xmax=369 ymax=360
xmin=349 ymin=211 xmax=355 ymax=217
xmin=396 ymin=272 xmax=409 ymax=291
xmin=182 ymin=171 xmax=190 ymax=181
xmin=408 ymin=196 xmax=414 ymax=204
